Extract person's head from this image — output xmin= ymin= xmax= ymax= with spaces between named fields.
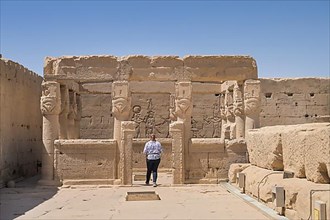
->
xmin=150 ymin=134 xmax=156 ymax=141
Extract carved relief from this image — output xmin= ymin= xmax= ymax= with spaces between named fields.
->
xmin=131 ymin=94 xmax=171 ymax=138
xmin=191 ymin=94 xmax=223 ymax=138
xmin=40 ymin=81 xmax=61 ymax=115
xmin=131 ymin=105 xmax=144 ymax=138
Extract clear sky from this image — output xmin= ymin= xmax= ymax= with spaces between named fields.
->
xmin=1 ymin=0 xmax=329 ymax=78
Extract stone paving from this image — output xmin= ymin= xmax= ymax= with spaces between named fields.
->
xmin=0 ymin=175 xmax=271 ymax=220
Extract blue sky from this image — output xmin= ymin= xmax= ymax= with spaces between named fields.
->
xmin=1 ymin=0 xmax=329 ymax=78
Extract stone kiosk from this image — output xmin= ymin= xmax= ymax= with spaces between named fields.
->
xmin=40 ymin=55 xmax=260 ymax=185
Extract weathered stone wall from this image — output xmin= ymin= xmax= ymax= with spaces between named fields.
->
xmin=187 ymin=139 xmax=247 ymax=183
xmin=0 ymin=58 xmax=43 ymax=185
xmin=79 ymin=82 xmax=113 ymax=139
xmin=260 ymin=78 xmax=330 ymax=126
xmin=71 ymin=77 xmax=330 ymax=139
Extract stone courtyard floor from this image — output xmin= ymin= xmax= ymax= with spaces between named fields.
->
xmin=0 ymin=175 xmax=281 ymax=220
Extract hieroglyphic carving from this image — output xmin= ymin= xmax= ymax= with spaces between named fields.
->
xmin=40 ymin=81 xmax=61 ymax=115
xmin=191 ymin=95 xmax=223 ymax=138
xmin=202 ymin=100 xmax=222 ymax=138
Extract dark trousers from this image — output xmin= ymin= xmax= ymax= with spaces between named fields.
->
xmin=146 ymin=159 xmax=161 ymax=183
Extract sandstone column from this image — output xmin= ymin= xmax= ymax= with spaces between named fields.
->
xmin=173 ymin=82 xmax=192 ymax=181
xmin=120 ymin=121 xmax=136 ymax=185
xmin=39 ymin=81 xmax=61 ymax=185
xmin=233 ymin=82 xmax=245 ymax=139
xmin=74 ymin=94 xmax=81 ymax=138
xmin=111 ymin=81 xmax=131 ymax=181
xmin=67 ymin=91 xmax=77 ymax=139
xmin=244 ymin=79 xmax=261 ymax=136
xmin=59 ymin=85 xmax=69 ymax=139
xmin=220 ymin=93 xmax=226 ymax=140
xmin=169 ymin=121 xmax=185 ymax=184
xmin=225 ymin=87 xmax=236 ymax=140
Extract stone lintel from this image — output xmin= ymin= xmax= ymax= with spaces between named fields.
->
xmin=44 ymin=55 xmax=258 ymax=82
xmin=54 ymin=139 xmax=117 ymax=149
xmin=190 ymin=138 xmax=225 ymax=153
xmin=184 ymin=55 xmax=257 ymax=82
xmin=192 ymin=82 xmax=221 ymax=94
xmin=130 ymin=81 xmax=175 ymax=93
xmin=80 ymin=82 xmax=112 ymax=94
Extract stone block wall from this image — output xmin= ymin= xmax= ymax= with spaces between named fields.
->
xmin=54 ymin=139 xmax=117 ymax=182
xmin=187 ymin=139 xmax=247 ymax=183
xmin=260 ymin=78 xmax=330 ymax=126
xmin=0 ymin=58 xmax=43 ymax=185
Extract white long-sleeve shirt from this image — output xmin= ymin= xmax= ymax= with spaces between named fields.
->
xmin=143 ymin=140 xmax=163 ymax=160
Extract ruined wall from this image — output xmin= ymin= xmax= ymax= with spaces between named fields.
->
xmin=0 ymin=58 xmax=43 ymax=185
xmin=260 ymin=78 xmax=330 ymax=126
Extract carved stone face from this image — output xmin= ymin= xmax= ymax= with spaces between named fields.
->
xmin=244 ymin=97 xmax=259 ymax=115
xmin=40 ymin=82 xmax=60 ymax=115
xmin=112 ymin=97 xmax=128 ymax=115
xmin=233 ymin=99 xmax=243 ymax=116
xmin=176 ymin=98 xmax=190 ymax=113
xmin=41 ymin=96 xmax=56 ymax=114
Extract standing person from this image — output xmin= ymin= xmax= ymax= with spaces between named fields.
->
xmin=143 ymin=134 xmax=162 ymax=187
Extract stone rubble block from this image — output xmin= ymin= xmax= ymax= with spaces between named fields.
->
xmin=247 ymin=123 xmax=330 ymax=183
xmin=246 ymin=126 xmax=284 ymax=171
xmin=282 ymin=123 xmax=330 ymax=183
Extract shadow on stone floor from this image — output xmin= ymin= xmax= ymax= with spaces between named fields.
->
xmin=0 ymin=175 xmax=59 ymax=220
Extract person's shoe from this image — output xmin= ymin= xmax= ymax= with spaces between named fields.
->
xmin=153 ymin=182 xmax=157 ymax=187
xmin=145 ymin=182 xmax=150 ymax=186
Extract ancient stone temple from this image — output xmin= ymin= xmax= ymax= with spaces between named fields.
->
xmin=40 ymin=55 xmax=261 ymax=185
